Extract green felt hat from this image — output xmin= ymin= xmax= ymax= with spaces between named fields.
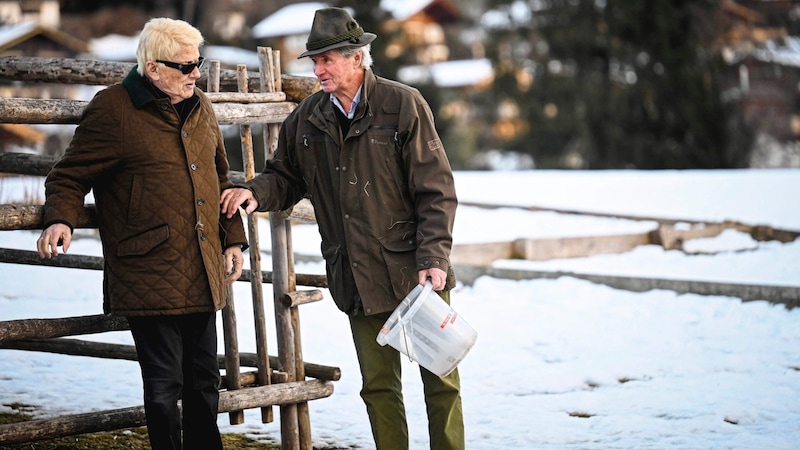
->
xmin=298 ymin=7 xmax=377 ymax=58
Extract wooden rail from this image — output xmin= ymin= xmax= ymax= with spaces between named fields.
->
xmin=0 ymin=380 xmax=334 ymax=446
xmin=0 ymin=56 xmax=320 ymax=102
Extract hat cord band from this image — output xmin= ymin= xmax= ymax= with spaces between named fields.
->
xmin=307 ymin=26 xmax=364 ymax=51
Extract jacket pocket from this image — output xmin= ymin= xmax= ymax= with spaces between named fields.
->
xmin=127 ymin=174 xmax=144 ymax=226
xmin=378 ymin=223 xmax=418 ymax=299
xmin=117 ymin=224 xmax=169 ymax=257
xmin=321 ymin=243 xmax=356 ymax=314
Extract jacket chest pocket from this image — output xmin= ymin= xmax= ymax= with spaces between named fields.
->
xmin=298 ymin=131 xmax=331 ymax=195
xmin=366 ymin=125 xmax=398 ymax=149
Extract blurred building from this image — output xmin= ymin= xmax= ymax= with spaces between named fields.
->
xmin=719 ymin=0 xmax=800 ymax=166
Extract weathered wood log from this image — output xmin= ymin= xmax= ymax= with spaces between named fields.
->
xmin=245 ymin=353 xmax=340 ymax=382
xmin=0 ymin=154 xmax=318 ymax=224
xmin=257 ymin=47 xmax=302 ymax=447
xmin=222 ymin=370 xmax=260 ymax=389
xmin=0 ymin=204 xmax=97 ymax=230
xmin=0 ymin=315 xmax=128 ymax=343
xmin=282 ymin=289 xmax=324 ymax=307
xmin=0 ymin=97 xmax=297 ymax=126
xmin=0 ymin=405 xmax=147 ymax=445
xmin=0 ymin=338 xmax=342 ymax=381
xmin=239 ymin=268 xmax=328 ymax=289
xmin=0 ymin=152 xmax=58 ymax=176
xmin=214 ymin=101 xmax=297 ymax=125
xmin=209 ymin=60 xmax=247 ymax=427
xmin=205 ymin=91 xmax=285 ymax=103
xmin=0 ymin=380 xmax=334 ymax=445
xmin=0 ymin=56 xmax=320 ymax=102
xmin=0 ymin=56 xmax=131 ymax=84
xmin=0 ymin=247 xmax=104 ymax=269
xmin=223 ymin=380 xmax=333 ymax=417
xmin=0 ymin=98 xmax=86 ymax=124
xmin=0 ymin=247 xmax=328 ymax=287
xmin=234 ymin=64 xmax=275 ymax=425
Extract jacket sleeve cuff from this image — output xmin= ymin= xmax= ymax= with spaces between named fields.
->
xmin=225 ymin=243 xmax=249 ymax=252
xmin=416 ymin=256 xmax=449 ymax=273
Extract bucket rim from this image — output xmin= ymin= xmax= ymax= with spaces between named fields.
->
xmin=376 ymin=281 xmax=433 ymax=345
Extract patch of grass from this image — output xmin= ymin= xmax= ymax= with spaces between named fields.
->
xmin=0 ymin=411 xmax=280 ymax=450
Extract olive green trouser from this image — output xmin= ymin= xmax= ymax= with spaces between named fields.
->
xmin=349 ymin=291 xmax=465 ymax=450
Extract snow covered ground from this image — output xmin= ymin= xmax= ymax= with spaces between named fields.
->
xmin=1 ymin=169 xmax=799 ymax=449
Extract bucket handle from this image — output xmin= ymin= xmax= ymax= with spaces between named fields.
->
xmin=399 ymin=280 xmax=433 ymax=363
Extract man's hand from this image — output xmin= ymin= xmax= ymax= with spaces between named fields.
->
xmin=224 ymin=245 xmax=244 ymax=285
xmin=418 ymin=267 xmax=447 ymax=291
xmin=37 ymin=223 xmax=72 ymax=259
xmin=220 ymin=188 xmax=258 ymax=219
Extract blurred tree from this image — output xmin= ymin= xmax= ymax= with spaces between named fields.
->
xmin=481 ymin=0 xmax=743 ymax=169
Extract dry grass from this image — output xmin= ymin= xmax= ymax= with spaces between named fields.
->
xmin=0 ymin=408 xmax=281 ymax=450
xmin=0 ymin=175 xmax=45 ymax=205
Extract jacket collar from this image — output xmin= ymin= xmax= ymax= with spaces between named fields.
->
xmin=308 ymin=69 xmax=379 ymax=139
xmin=122 ymin=66 xmax=199 ymax=111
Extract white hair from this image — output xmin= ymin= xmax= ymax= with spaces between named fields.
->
xmin=341 ymin=44 xmax=373 ymax=69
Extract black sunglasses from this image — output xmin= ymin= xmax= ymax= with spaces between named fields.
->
xmin=156 ymin=56 xmax=205 ymax=75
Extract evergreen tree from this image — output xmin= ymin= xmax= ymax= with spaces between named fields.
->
xmin=482 ymin=0 xmax=741 ymax=169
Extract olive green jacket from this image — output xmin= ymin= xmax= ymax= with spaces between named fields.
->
xmin=43 ymin=68 xmax=248 ymax=316
xmin=245 ymin=69 xmax=457 ymax=315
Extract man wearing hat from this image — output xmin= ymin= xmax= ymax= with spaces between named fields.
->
xmin=221 ymin=7 xmax=464 ymax=449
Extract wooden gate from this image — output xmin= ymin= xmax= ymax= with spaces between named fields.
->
xmin=0 ymin=50 xmax=334 ymax=450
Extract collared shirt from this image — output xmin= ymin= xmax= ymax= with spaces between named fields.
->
xmin=330 ymin=86 xmax=363 ymax=119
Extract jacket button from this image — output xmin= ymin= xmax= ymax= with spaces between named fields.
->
xmin=344 ymin=214 xmax=350 ymax=219
xmin=191 ymin=164 xmax=197 ymax=170
xmin=160 ymin=104 xmax=168 ymax=110
xmin=197 ymin=198 xmax=205 ymax=205
xmin=200 ymin=234 xmax=207 ymax=241
xmin=182 ymin=131 xmax=189 ymax=138
xmin=352 ymin=262 xmax=358 ymax=268
xmin=335 ymin=167 xmax=340 ymax=172
xmin=341 ymin=166 xmax=347 ymax=172
xmin=354 ymin=129 xmax=360 ymax=134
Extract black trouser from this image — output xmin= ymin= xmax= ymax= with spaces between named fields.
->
xmin=128 ymin=312 xmax=223 ymax=450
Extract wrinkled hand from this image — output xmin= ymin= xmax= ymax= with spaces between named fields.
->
xmin=224 ymin=245 xmax=244 ymax=285
xmin=37 ymin=223 xmax=72 ymax=259
xmin=220 ymin=188 xmax=258 ymax=219
xmin=419 ymin=267 xmax=447 ymax=291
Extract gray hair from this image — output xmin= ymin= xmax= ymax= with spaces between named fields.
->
xmin=341 ymin=44 xmax=373 ymax=69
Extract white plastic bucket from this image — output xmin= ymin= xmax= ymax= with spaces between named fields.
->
xmin=376 ymin=281 xmax=477 ymax=377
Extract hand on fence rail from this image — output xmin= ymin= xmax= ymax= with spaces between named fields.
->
xmin=37 ymin=223 xmax=71 ymax=258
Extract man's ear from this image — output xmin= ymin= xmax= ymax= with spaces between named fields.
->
xmin=145 ymin=61 xmax=159 ymax=80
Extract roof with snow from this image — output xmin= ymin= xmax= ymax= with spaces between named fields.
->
xmin=0 ymin=21 xmax=87 ymax=54
xmin=397 ymin=58 xmax=493 ymax=88
xmin=754 ymin=36 xmax=800 ymax=68
xmin=251 ymin=2 xmax=329 ymax=39
xmin=380 ymin=0 xmax=434 ymax=21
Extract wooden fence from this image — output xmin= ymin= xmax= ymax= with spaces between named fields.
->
xmin=0 ymin=51 xmax=332 ymax=450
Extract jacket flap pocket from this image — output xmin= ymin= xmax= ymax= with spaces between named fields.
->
xmin=378 ymin=224 xmax=417 ymax=253
xmin=118 ymin=224 xmax=169 ymax=257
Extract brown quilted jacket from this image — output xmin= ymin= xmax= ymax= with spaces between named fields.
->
xmin=43 ymin=68 xmax=248 ymax=317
